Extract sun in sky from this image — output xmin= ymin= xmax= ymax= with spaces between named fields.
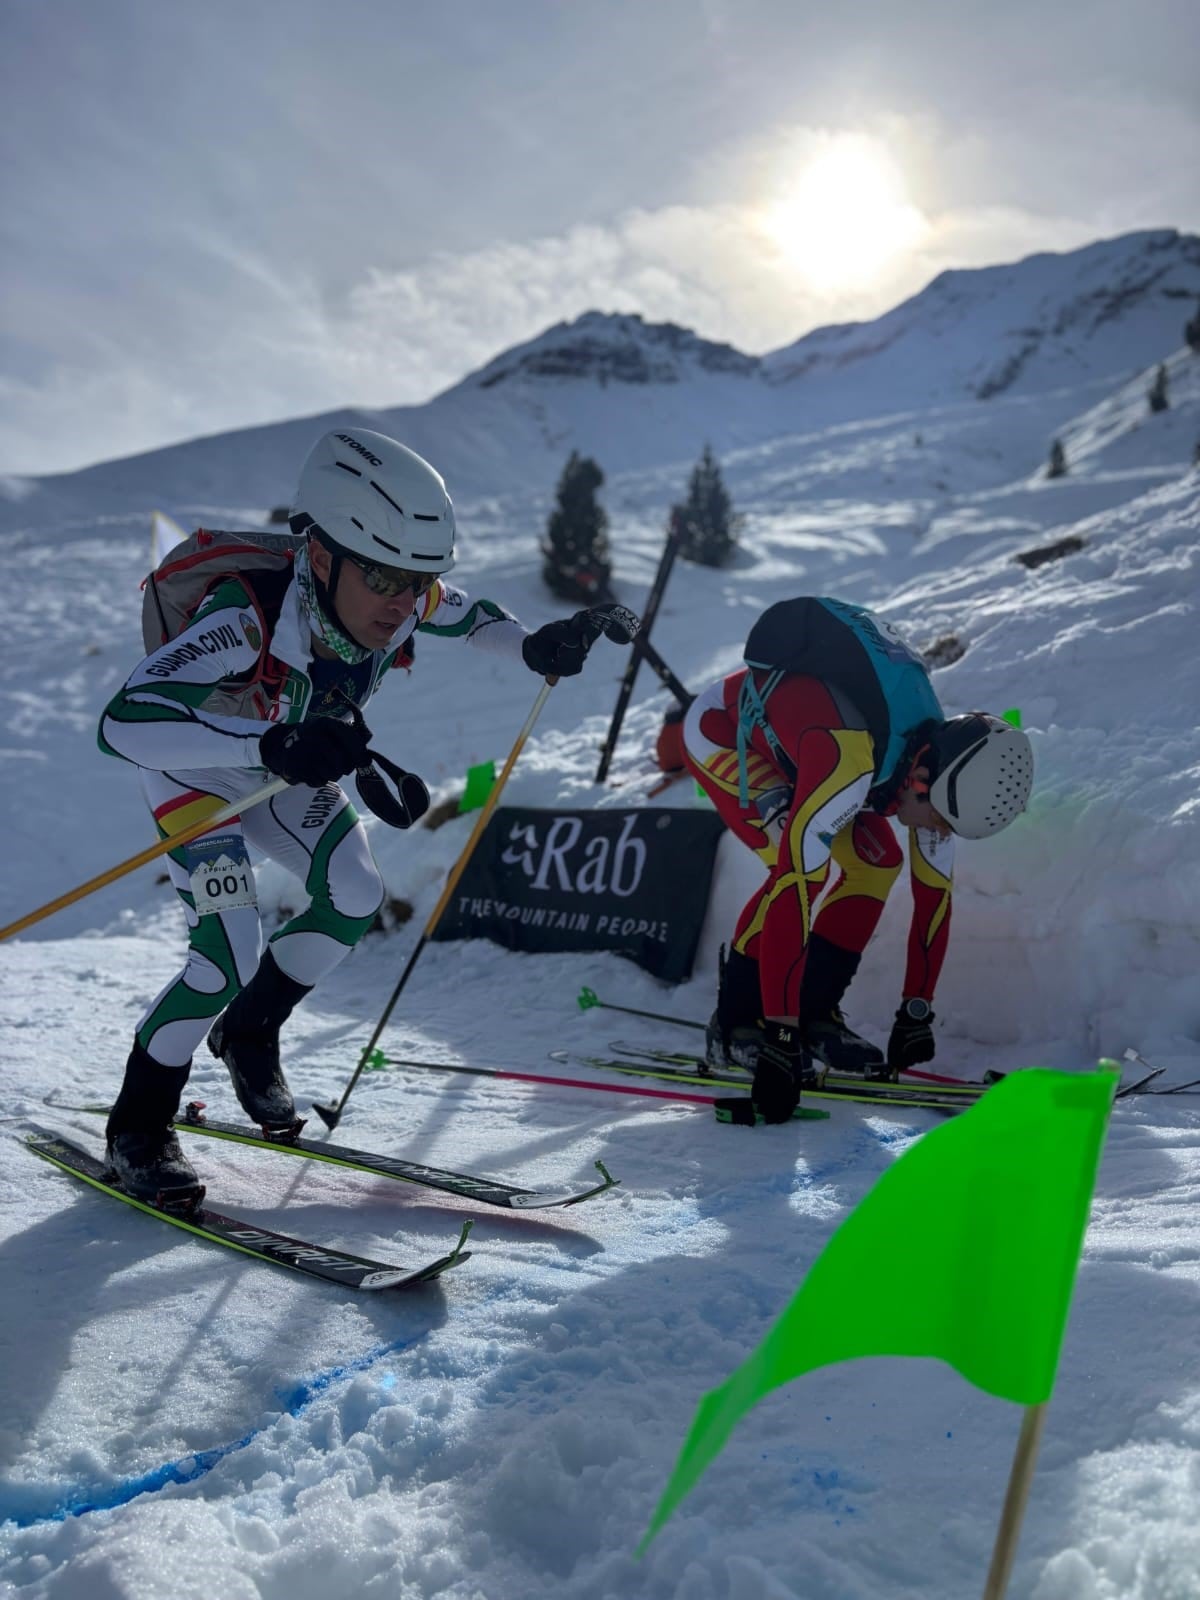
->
xmin=759 ymin=132 xmax=930 ymax=293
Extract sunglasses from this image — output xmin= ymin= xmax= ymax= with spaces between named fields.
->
xmin=344 ymin=554 xmax=440 ymax=600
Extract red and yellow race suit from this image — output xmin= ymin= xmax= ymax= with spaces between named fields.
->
xmin=683 ymin=669 xmax=954 ymax=1020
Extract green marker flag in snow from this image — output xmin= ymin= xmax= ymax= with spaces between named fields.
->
xmin=641 ymin=1067 xmax=1117 ymax=1551
xmin=458 ymin=759 xmax=497 ymax=814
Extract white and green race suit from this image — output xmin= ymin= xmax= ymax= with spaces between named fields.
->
xmin=99 ymin=562 xmax=528 ymax=1066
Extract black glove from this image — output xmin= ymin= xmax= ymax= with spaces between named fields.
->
xmin=259 ymin=718 xmax=370 ymax=787
xmin=521 ymin=611 xmax=595 ymax=677
xmin=751 ymin=1022 xmax=808 ymax=1124
xmin=887 ymin=998 xmax=936 ymax=1073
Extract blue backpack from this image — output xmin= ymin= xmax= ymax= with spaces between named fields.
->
xmin=736 ymin=597 xmax=944 ymax=803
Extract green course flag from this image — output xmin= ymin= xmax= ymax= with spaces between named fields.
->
xmin=458 ymin=759 xmax=497 ymax=814
xmin=642 ymin=1067 xmax=1117 ymax=1550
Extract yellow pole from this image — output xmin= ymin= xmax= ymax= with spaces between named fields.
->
xmin=313 ymin=677 xmax=556 ymax=1128
xmin=0 ymin=778 xmax=290 ymax=942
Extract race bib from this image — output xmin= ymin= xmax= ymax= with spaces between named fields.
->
xmin=186 ymin=832 xmax=257 ymax=917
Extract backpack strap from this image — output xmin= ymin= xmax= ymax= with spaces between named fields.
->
xmin=735 ymin=669 xmax=795 ymax=805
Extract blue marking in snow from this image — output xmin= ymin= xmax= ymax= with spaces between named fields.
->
xmin=0 ymin=1333 xmax=420 ymax=1531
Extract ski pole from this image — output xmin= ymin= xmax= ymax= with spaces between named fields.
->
xmin=358 ymin=1052 xmax=749 ymax=1109
xmin=314 ymin=604 xmax=641 ymax=1131
xmin=577 ymin=985 xmax=705 ymax=1031
xmin=312 ymin=678 xmax=558 ymax=1131
xmin=370 ymin=1053 xmax=828 ymax=1122
xmin=595 ymin=520 xmax=681 ymax=782
xmin=0 ymin=777 xmax=292 ymax=942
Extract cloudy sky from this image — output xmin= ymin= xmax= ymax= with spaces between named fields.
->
xmin=3 ymin=0 xmax=1197 ymax=476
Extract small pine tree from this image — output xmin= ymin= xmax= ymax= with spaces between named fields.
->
xmin=1046 ymin=438 xmax=1067 ymax=479
xmin=1184 ymin=302 xmax=1200 ymax=353
xmin=1148 ymin=363 xmax=1170 ymax=414
xmin=672 ymin=444 xmax=737 ymax=567
xmin=541 ymin=451 xmax=614 ymax=603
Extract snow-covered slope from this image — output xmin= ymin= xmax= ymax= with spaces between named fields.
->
xmin=1 ymin=230 xmax=1199 ymax=1600
xmin=765 ymin=228 xmax=1200 ymax=401
xmin=4 ymin=229 xmax=1196 ymax=520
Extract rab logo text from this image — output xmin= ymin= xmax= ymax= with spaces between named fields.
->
xmin=335 ymin=434 xmax=383 ymax=468
xmin=145 ymin=624 xmax=242 ymax=677
xmin=501 ymin=815 xmax=647 ymax=897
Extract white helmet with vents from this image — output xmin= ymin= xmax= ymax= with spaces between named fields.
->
xmin=291 ymin=429 xmax=456 ymax=573
xmin=926 ymin=713 xmax=1034 ymax=839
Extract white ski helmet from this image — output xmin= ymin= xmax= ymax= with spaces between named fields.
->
xmin=291 ymin=429 xmax=456 ymax=573
xmin=926 ymin=713 xmax=1034 ymax=839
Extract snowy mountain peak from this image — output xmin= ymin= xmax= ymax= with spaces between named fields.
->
xmin=764 ymin=228 xmax=1200 ymax=401
xmin=463 ymin=310 xmax=760 ymax=391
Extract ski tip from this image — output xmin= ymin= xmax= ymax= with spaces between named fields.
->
xmin=360 ymin=1264 xmax=467 ymax=1291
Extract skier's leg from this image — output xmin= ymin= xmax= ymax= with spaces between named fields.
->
xmin=683 ymin=680 xmax=789 ymax=1065
xmin=753 ymin=727 xmax=875 ymax=1021
xmin=241 ymin=781 xmax=384 ymax=985
xmin=802 ymin=813 xmax=903 ymax=1073
xmin=208 ymin=782 xmax=383 ymax=1124
xmin=108 ymin=771 xmax=265 ymax=1193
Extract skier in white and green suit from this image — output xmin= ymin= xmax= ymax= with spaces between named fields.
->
xmin=99 ymin=429 xmax=614 ymax=1203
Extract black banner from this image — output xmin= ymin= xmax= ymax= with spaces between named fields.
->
xmin=434 ymin=806 xmax=724 ymax=982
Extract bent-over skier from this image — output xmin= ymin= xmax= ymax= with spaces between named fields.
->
xmin=682 ymin=596 xmax=1034 ymax=1126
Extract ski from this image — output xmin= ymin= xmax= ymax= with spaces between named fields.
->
xmin=549 ymin=1049 xmax=981 ymax=1113
xmin=564 ymin=1045 xmax=1155 ymax=1108
xmin=575 ymin=986 xmax=975 ymax=1087
xmin=1114 ymin=1064 xmax=1166 ymax=1096
xmin=607 ymin=1039 xmax=986 ymax=1097
xmin=174 ymin=1105 xmax=618 ymax=1209
xmin=1117 ymin=1048 xmax=1200 ymax=1095
xmin=41 ymin=1095 xmax=619 ymax=1211
xmin=25 ymin=1130 xmax=472 ymax=1291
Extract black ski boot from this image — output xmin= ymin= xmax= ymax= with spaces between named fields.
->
xmin=705 ymin=945 xmax=765 ymax=1071
xmin=750 ymin=1021 xmax=824 ymax=1123
xmin=804 ymin=1008 xmax=892 ymax=1078
xmin=798 ymin=934 xmax=891 ymax=1078
xmin=105 ymin=1040 xmax=203 ymax=1210
xmin=207 ymin=948 xmax=307 ymax=1130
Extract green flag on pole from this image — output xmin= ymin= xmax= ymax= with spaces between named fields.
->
xmin=641 ymin=1066 xmax=1117 ymax=1551
xmin=458 ymin=759 xmax=497 ymax=814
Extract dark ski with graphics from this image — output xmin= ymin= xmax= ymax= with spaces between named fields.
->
xmin=550 ymin=1048 xmax=985 ymax=1113
xmin=607 ymin=1040 xmax=987 ymax=1099
xmin=575 ymin=985 xmax=980 ymax=1087
xmin=172 ymin=1105 xmax=619 ymax=1209
xmin=562 ymin=1045 xmax=1159 ymax=1107
xmin=26 ymin=1130 xmax=472 ymax=1290
xmin=41 ymin=1093 xmax=619 ymax=1210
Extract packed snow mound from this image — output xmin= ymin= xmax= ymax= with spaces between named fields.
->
xmin=852 ymin=471 xmax=1200 ymax=1061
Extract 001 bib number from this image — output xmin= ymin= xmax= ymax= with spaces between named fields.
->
xmin=185 ymin=832 xmax=257 ymax=917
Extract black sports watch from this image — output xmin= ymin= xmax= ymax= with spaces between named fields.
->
xmin=900 ymin=997 xmax=932 ymax=1023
